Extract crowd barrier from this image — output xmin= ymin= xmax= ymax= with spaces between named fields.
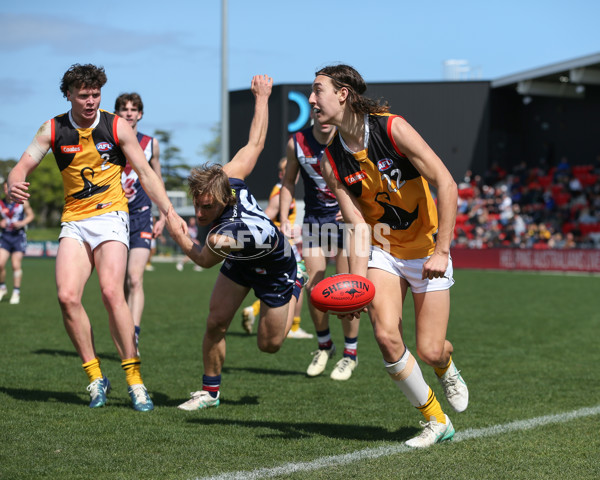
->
xmin=452 ymin=248 xmax=600 ymax=273
xmin=25 ymin=241 xmax=59 ymax=258
xmin=27 ymin=241 xmax=600 ymax=273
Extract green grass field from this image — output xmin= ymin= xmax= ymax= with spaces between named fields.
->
xmin=1 ymin=259 xmax=599 ymax=479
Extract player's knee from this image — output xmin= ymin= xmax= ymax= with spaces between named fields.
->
xmin=416 ymin=344 xmax=445 ymax=366
xmin=13 ymin=269 xmax=23 ymax=279
xmin=257 ymin=337 xmax=282 ymax=354
xmin=373 ymin=328 xmax=399 ymax=352
xmin=100 ymin=284 xmax=124 ymax=307
xmin=127 ymin=274 xmax=143 ymax=292
xmin=57 ymin=288 xmax=80 ymax=311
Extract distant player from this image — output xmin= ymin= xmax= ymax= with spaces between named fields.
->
xmin=166 ymin=75 xmax=307 ymax=411
xmin=0 ymin=181 xmax=35 ymax=304
xmin=115 ymin=92 xmax=165 ymax=354
xmin=279 ymin=114 xmax=360 ymax=381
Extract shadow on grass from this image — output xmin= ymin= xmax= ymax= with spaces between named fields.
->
xmin=0 ymin=386 xmax=158 ymax=410
xmin=0 ymin=386 xmax=84 ymax=405
xmin=187 ymin=415 xmax=419 ymax=442
xmin=32 ymin=349 xmax=120 ymax=362
xmin=151 ymin=392 xmax=261 ymax=408
xmin=222 ymin=366 xmax=305 ymax=377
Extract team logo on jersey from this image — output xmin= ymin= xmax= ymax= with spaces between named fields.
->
xmin=61 ymin=145 xmax=82 ymax=153
xmin=345 ymin=170 xmax=367 ymax=185
xmin=377 ymin=158 xmax=393 ymax=172
xmin=96 ymin=142 xmax=113 ymax=152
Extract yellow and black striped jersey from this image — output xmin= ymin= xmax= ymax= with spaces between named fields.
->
xmin=325 ymin=113 xmax=438 ymax=260
xmin=51 ymin=109 xmax=128 ymax=222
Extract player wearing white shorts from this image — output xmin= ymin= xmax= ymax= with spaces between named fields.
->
xmin=7 ymin=64 xmax=186 ymax=412
xmin=313 ymin=64 xmax=469 ymax=448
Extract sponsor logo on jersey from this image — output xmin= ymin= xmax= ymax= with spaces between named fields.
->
xmin=345 ymin=170 xmax=367 ymax=185
xmin=377 ymin=158 xmax=393 ymax=172
xmin=96 ymin=202 xmax=113 ymax=210
xmin=61 ymin=145 xmax=82 ymax=153
xmin=96 ymin=142 xmax=113 ymax=152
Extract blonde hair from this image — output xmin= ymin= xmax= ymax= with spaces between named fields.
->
xmin=188 ymin=164 xmax=236 ymax=208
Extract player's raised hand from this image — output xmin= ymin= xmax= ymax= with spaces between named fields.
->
xmin=251 ymin=75 xmax=273 ymax=99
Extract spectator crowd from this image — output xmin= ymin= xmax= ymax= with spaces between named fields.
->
xmin=452 ymin=156 xmax=600 ymax=250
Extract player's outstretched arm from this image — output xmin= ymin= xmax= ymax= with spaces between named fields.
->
xmin=223 ymin=75 xmax=273 ymax=180
xmin=279 ymin=136 xmax=300 ymax=237
xmin=8 ymin=121 xmax=51 ymax=203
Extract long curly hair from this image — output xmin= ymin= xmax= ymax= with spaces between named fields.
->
xmin=315 ymin=64 xmax=389 ymax=115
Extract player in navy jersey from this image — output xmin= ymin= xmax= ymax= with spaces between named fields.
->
xmin=115 ymin=92 xmax=165 ymax=353
xmin=0 ymin=181 xmax=35 ymax=304
xmin=279 ymin=115 xmax=361 ymax=381
xmin=166 ymin=75 xmax=306 ymax=411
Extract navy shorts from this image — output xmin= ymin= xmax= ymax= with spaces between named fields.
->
xmin=129 ymin=208 xmax=153 ymax=249
xmin=302 ymin=213 xmax=344 ymax=250
xmin=220 ymin=256 xmax=302 ymax=308
xmin=0 ymin=231 xmax=27 ymax=253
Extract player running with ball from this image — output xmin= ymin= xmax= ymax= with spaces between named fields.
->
xmin=312 ymin=64 xmax=469 ymax=448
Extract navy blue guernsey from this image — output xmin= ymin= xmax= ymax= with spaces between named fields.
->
xmin=212 ymin=178 xmax=293 ymax=266
xmin=293 ymin=127 xmax=338 ymax=217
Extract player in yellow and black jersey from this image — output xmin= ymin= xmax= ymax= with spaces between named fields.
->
xmin=7 ymin=64 xmax=187 ymax=412
xmin=311 ymin=64 xmax=469 ymax=448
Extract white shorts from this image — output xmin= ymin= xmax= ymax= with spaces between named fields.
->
xmin=59 ymin=211 xmax=130 ymax=251
xmin=368 ymin=245 xmax=455 ymax=293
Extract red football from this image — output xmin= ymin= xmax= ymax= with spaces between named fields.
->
xmin=310 ymin=273 xmax=375 ymax=314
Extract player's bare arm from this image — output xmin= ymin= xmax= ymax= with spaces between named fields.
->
xmin=149 ymin=137 xmax=166 ymax=237
xmin=118 ymin=117 xmax=186 ymax=238
xmin=389 ymin=116 xmax=457 ymax=279
xmin=320 ymin=154 xmax=370 ymax=277
xmin=223 ymin=75 xmax=273 ymax=180
xmin=279 ymin=137 xmax=300 ymax=237
xmin=8 ymin=121 xmax=51 ymax=203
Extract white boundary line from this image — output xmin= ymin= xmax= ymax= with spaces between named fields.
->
xmin=196 ymin=405 xmax=600 ymax=480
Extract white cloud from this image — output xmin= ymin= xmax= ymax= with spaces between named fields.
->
xmin=0 ymin=13 xmax=180 ymax=54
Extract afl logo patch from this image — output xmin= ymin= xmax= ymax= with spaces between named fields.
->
xmin=377 ymin=158 xmax=393 ymax=172
xmin=96 ymin=142 xmax=113 ymax=152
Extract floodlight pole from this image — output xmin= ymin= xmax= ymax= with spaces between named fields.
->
xmin=220 ymin=0 xmax=229 ymax=165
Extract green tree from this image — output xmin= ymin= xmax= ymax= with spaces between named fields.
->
xmin=0 ymin=156 xmax=63 ymax=227
xmin=27 ymin=154 xmax=64 ymax=226
xmin=154 ymin=130 xmax=192 ymax=191
xmin=199 ymin=123 xmax=221 ymax=164
xmin=0 ymin=158 xmax=17 ymax=183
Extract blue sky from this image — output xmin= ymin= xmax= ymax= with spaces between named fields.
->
xmin=1 ymin=0 xmax=598 ymax=166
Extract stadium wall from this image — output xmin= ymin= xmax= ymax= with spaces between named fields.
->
xmin=229 ymin=81 xmax=491 ymax=201
xmin=452 ymin=248 xmax=600 ymax=273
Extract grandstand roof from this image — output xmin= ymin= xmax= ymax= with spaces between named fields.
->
xmin=491 ymin=52 xmax=600 ymax=98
